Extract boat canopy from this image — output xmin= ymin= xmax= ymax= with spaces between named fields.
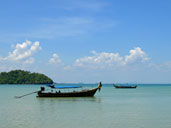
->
xmin=47 ymin=85 xmax=82 ymax=89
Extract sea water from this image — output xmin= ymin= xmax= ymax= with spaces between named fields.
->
xmin=0 ymin=84 xmax=171 ymax=128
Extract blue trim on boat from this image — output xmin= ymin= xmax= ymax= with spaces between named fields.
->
xmin=47 ymin=85 xmax=82 ymax=89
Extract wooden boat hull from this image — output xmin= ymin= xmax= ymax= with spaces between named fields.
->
xmin=37 ymin=82 xmax=102 ymax=97
xmin=37 ymin=88 xmax=99 ymax=97
xmin=114 ymin=85 xmax=137 ymax=89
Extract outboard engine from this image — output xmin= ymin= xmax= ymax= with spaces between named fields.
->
xmin=40 ymin=87 xmax=45 ymax=91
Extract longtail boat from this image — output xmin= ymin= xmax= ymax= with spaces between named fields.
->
xmin=113 ymin=84 xmax=137 ymax=89
xmin=37 ymin=82 xmax=102 ymax=97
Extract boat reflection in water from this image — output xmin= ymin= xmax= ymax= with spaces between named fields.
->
xmin=113 ymin=84 xmax=137 ymax=89
xmin=37 ymin=82 xmax=102 ymax=97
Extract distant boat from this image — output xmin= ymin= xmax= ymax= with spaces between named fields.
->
xmin=37 ymin=82 xmax=102 ymax=97
xmin=113 ymin=84 xmax=137 ymax=89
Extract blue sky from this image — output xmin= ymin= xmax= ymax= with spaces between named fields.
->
xmin=0 ymin=0 xmax=171 ymax=83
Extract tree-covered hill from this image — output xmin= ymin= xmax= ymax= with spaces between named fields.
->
xmin=0 ymin=70 xmax=53 ymax=84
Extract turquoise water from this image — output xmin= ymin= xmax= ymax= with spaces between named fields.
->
xmin=0 ymin=84 xmax=171 ymax=128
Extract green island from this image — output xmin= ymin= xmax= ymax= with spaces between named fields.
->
xmin=0 ymin=70 xmax=53 ymax=84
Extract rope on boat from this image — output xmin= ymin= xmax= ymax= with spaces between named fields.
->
xmin=14 ymin=91 xmax=39 ymax=98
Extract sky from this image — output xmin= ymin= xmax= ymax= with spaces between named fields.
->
xmin=0 ymin=0 xmax=171 ymax=83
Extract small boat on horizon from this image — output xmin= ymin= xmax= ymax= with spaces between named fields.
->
xmin=37 ymin=82 xmax=102 ymax=97
xmin=113 ymin=84 xmax=137 ymax=89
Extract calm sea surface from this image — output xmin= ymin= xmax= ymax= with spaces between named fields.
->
xmin=0 ymin=84 xmax=171 ymax=128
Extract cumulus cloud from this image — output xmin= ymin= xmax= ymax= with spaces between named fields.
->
xmin=0 ymin=40 xmax=41 ymax=65
xmin=75 ymin=51 xmax=123 ymax=69
xmin=4 ymin=40 xmax=41 ymax=61
xmin=49 ymin=53 xmax=62 ymax=64
xmin=74 ymin=47 xmax=149 ymax=69
xmin=124 ymin=47 xmax=149 ymax=65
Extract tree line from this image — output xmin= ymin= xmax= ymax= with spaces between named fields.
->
xmin=0 ymin=70 xmax=53 ymax=84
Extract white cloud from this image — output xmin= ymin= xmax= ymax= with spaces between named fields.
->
xmin=75 ymin=51 xmax=123 ymax=69
xmin=0 ymin=56 xmax=3 ymax=61
xmin=3 ymin=40 xmax=41 ymax=62
xmin=74 ymin=47 xmax=149 ymax=69
xmin=49 ymin=53 xmax=62 ymax=64
xmin=23 ymin=58 xmax=35 ymax=64
xmin=0 ymin=40 xmax=41 ymax=69
xmin=124 ymin=47 xmax=149 ymax=65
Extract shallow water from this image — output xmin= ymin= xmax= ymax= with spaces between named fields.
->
xmin=0 ymin=84 xmax=171 ymax=128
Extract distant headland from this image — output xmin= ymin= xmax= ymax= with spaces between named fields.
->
xmin=0 ymin=70 xmax=53 ymax=84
